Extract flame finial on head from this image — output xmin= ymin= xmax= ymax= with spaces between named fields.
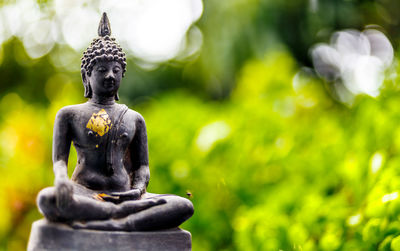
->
xmin=98 ymin=12 xmax=111 ymax=37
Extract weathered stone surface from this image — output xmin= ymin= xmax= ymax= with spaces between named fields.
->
xmin=28 ymin=219 xmax=192 ymax=251
xmin=36 ymin=12 xmax=194 ymax=232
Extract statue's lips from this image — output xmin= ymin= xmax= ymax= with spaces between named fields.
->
xmin=103 ymin=81 xmax=115 ymax=88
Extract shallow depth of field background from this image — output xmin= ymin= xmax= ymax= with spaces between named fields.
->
xmin=2 ymin=0 xmax=400 ymax=250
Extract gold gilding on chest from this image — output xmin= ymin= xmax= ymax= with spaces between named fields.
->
xmin=86 ymin=109 xmax=112 ymax=136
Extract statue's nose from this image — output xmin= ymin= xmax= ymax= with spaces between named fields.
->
xmin=105 ymin=70 xmax=115 ymax=80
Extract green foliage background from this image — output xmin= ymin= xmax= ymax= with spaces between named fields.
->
xmin=1 ymin=0 xmax=400 ymax=250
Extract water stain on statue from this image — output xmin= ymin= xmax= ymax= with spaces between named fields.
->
xmin=86 ymin=109 xmax=112 ymax=136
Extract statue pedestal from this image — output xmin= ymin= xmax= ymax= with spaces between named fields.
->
xmin=28 ymin=219 xmax=192 ymax=251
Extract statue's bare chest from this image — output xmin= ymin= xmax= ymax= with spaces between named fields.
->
xmin=70 ymin=106 xmax=135 ymax=151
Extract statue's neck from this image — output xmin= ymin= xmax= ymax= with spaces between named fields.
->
xmin=89 ymin=95 xmax=116 ymax=106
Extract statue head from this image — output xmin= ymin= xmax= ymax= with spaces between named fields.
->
xmin=81 ymin=13 xmax=127 ymax=100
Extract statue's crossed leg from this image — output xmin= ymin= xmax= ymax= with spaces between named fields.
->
xmin=38 ymin=185 xmax=193 ymax=231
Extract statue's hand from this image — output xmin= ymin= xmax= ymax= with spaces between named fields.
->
xmin=110 ymin=189 xmax=141 ymax=201
xmin=55 ymin=178 xmax=73 ymax=211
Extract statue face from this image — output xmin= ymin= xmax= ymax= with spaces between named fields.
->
xmin=87 ymin=60 xmax=123 ymax=98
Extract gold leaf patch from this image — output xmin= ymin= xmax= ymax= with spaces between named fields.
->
xmin=86 ymin=109 xmax=112 ymax=136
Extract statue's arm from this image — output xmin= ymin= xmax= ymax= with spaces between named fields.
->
xmin=130 ymin=113 xmax=150 ymax=195
xmin=52 ymin=108 xmax=72 ymax=179
xmin=52 ymin=108 xmax=73 ymax=209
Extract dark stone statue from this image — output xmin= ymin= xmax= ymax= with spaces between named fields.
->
xmin=35 ymin=13 xmax=194 ymax=232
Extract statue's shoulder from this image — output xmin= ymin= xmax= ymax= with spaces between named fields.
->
xmin=55 ymin=103 xmax=88 ymax=120
xmin=123 ymin=106 xmax=146 ymax=125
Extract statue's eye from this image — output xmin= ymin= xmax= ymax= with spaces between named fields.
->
xmin=113 ymin=67 xmax=121 ymax=73
xmin=97 ymin=67 xmax=106 ymax=72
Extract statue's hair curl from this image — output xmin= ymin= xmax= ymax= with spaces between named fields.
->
xmin=81 ymin=35 xmax=127 ymax=77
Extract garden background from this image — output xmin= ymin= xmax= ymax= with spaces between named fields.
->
xmin=1 ymin=0 xmax=400 ymax=250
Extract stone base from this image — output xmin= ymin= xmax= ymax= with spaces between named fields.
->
xmin=28 ymin=219 xmax=191 ymax=251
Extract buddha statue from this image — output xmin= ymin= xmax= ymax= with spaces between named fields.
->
xmin=36 ymin=13 xmax=194 ymax=231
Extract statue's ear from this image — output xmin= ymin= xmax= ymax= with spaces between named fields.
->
xmin=81 ymin=69 xmax=92 ymax=98
xmin=81 ymin=69 xmax=87 ymax=84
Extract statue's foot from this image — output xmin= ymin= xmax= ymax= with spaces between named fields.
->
xmin=115 ymin=198 xmax=166 ymax=218
xmin=71 ymin=218 xmax=132 ymax=231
